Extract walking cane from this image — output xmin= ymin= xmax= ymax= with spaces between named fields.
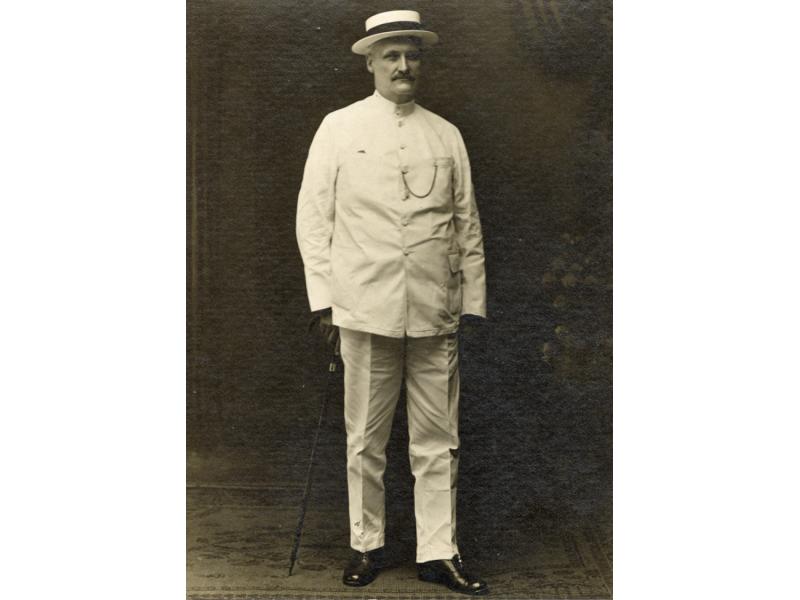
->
xmin=288 ymin=336 xmax=340 ymax=576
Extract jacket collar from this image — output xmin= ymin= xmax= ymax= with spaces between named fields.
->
xmin=371 ymin=89 xmax=416 ymax=117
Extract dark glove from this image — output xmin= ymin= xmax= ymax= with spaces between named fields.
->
xmin=459 ymin=313 xmax=485 ymax=336
xmin=308 ymin=308 xmax=340 ymax=349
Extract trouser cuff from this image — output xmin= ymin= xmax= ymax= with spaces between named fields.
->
xmin=350 ymin=535 xmax=385 ymax=553
xmin=416 ymin=544 xmax=460 ymax=563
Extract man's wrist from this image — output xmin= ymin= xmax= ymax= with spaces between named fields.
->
xmin=460 ymin=313 xmax=485 ymax=321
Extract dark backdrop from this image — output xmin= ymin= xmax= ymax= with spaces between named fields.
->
xmin=188 ymin=0 xmax=612 ymax=561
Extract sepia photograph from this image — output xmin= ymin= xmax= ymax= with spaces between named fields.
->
xmin=188 ymin=1 xmax=612 ymax=597
xmin=6 ymin=3 xmax=800 ymax=600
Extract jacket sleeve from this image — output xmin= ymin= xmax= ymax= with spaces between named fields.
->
xmin=452 ymin=127 xmax=487 ymax=318
xmin=296 ymin=117 xmax=338 ymax=312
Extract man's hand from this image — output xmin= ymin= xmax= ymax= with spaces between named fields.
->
xmin=308 ymin=308 xmax=340 ymax=349
xmin=459 ymin=314 xmax=484 ymax=337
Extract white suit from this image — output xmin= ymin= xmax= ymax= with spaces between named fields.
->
xmin=296 ymin=90 xmax=486 ymax=562
xmin=297 ymin=90 xmax=486 ymax=334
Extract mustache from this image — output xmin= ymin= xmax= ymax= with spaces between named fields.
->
xmin=393 ymin=74 xmax=416 ymax=81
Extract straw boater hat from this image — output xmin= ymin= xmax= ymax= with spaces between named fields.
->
xmin=351 ymin=10 xmax=439 ymax=55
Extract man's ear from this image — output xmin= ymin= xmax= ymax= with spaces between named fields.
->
xmin=366 ymin=56 xmax=374 ymax=74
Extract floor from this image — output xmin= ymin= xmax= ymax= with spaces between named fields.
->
xmin=188 ymin=383 xmax=612 ymax=600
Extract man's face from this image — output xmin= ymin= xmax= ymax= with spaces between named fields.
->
xmin=367 ymin=38 xmax=422 ymax=104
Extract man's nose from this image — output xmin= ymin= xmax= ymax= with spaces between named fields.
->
xmin=398 ymin=54 xmax=408 ymax=72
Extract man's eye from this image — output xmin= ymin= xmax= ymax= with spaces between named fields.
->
xmin=408 ymin=53 xmax=421 ymax=61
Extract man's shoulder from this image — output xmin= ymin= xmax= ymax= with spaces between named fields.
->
xmin=321 ymin=96 xmax=372 ymax=126
xmin=415 ymin=104 xmax=462 ymax=138
xmin=416 ymin=104 xmax=456 ymax=127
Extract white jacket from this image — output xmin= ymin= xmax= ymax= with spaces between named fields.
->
xmin=296 ymin=90 xmax=486 ymax=338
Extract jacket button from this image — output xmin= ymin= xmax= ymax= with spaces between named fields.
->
xmin=403 ymin=249 xmax=410 ymax=256
xmin=402 ymin=219 xmax=409 ymax=226
xmin=398 ymin=121 xmax=404 ymax=127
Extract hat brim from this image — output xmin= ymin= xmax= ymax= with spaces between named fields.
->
xmin=351 ymin=30 xmax=438 ymax=55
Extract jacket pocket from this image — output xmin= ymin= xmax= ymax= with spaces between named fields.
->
xmin=434 ymin=156 xmax=455 ymax=168
xmin=447 ymin=252 xmax=461 ymax=274
xmin=423 ymin=156 xmax=455 ymax=215
xmin=447 ymin=252 xmax=462 ymax=316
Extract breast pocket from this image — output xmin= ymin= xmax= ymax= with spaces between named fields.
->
xmin=404 ymin=156 xmax=454 ymax=204
xmin=434 ymin=156 xmax=455 ymax=169
xmin=433 ymin=156 xmax=454 ymax=194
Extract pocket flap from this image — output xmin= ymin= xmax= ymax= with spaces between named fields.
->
xmin=434 ymin=156 xmax=455 ymax=168
xmin=448 ymin=253 xmax=462 ymax=273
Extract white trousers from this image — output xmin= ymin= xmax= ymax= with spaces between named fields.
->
xmin=339 ymin=327 xmax=461 ymax=563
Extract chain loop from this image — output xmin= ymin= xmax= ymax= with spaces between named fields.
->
xmin=402 ymin=165 xmax=438 ymax=199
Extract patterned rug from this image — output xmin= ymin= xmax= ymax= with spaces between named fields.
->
xmin=187 ymin=484 xmax=611 ymax=599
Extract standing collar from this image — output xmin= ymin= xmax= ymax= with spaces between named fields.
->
xmin=371 ymin=89 xmax=416 ymax=117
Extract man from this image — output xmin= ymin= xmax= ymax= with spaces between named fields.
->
xmin=296 ymin=10 xmax=488 ymax=596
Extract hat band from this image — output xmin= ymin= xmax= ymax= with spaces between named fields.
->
xmin=364 ymin=21 xmax=423 ymax=37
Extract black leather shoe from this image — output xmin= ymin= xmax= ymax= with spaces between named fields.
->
xmin=342 ymin=548 xmax=383 ymax=587
xmin=417 ymin=554 xmax=489 ymax=595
